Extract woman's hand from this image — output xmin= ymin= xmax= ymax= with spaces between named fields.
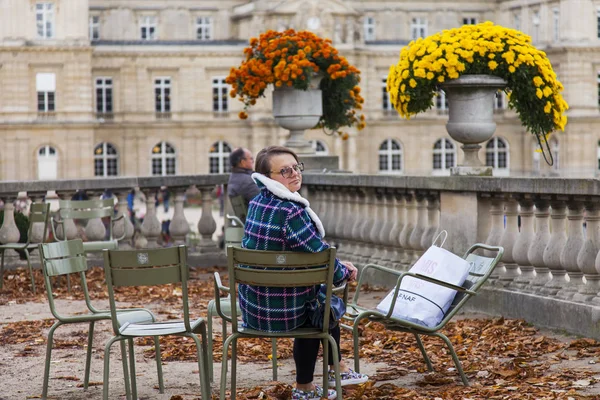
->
xmin=343 ymin=261 xmax=358 ymax=282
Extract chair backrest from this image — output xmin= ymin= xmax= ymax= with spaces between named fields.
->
xmin=227 ymin=246 xmax=337 ymax=332
xmin=27 ymin=202 xmax=51 ymax=245
xmin=103 ymin=246 xmax=191 ymax=333
xmin=58 ymin=198 xmax=116 ymax=239
xmin=39 ymin=239 xmax=93 ymax=319
xmin=442 ymin=243 xmax=504 ymax=324
xmin=229 ymin=195 xmax=248 ymax=224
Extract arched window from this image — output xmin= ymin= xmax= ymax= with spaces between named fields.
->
xmin=432 ymin=138 xmax=455 ymax=175
xmin=209 ymin=141 xmax=232 ymax=173
xmin=38 ymin=145 xmax=57 ymax=180
xmin=151 ymin=141 xmax=176 ymax=176
xmin=309 ymin=140 xmax=329 ymax=155
xmin=378 ymin=138 xmax=403 ymax=174
xmin=485 ymin=137 xmax=510 ymax=176
xmin=94 ymin=142 xmax=118 ymax=177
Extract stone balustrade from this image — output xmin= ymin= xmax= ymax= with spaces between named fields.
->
xmin=4 ymin=172 xmax=600 ymax=339
xmin=301 ymin=173 xmax=600 ymax=340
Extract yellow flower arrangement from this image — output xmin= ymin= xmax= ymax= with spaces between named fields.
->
xmin=387 ymin=22 xmax=568 ymax=159
xmin=226 ymin=29 xmax=365 ymax=138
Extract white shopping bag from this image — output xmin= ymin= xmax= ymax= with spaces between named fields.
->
xmin=376 ymin=245 xmax=471 ymax=327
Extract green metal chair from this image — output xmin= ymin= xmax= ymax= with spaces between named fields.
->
xmin=229 ymin=195 xmax=248 ymax=224
xmin=51 ymin=198 xmax=125 ymax=253
xmin=218 ymin=246 xmax=343 ymax=400
xmin=102 ymin=245 xmax=211 ymax=400
xmin=207 ymin=214 xmax=280 ymax=383
xmin=0 ymin=202 xmax=50 ymax=294
xmin=39 ymin=239 xmax=158 ymax=400
xmin=343 ymin=243 xmax=504 ymax=386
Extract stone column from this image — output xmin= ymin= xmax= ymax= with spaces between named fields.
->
xmin=140 ymin=188 xmax=162 ymax=248
xmin=409 ymin=193 xmax=427 ymax=263
xmin=497 ymin=197 xmax=519 ymax=287
xmin=557 ymin=200 xmax=585 ymax=300
xmin=399 ymin=192 xmax=416 ymax=268
xmin=197 ymin=187 xmax=218 ymax=253
xmin=421 ymin=194 xmax=440 ymax=251
xmin=540 ymin=199 xmax=568 ymax=296
xmin=526 ymin=197 xmax=552 ymax=293
xmin=169 ymin=188 xmax=191 ymax=245
xmin=575 ymin=201 xmax=600 ymax=302
xmin=511 ymin=196 xmax=535 ymax=291
xmin=114 ymin=190 xmax=135 ymax=249
xmin=485 ymin=196 xmax=505 ymax=283
xmin=0 ymin=196 xmax=21 ymax=244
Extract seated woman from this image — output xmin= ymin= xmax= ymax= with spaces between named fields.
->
xmin=239 ymin=146 xmax=368 ymax=400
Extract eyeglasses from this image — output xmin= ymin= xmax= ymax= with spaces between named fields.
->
xmin=271 ymin=162 xmax=304 ymax=179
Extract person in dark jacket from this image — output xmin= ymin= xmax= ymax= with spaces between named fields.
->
xmin=240 ymin=146 xmax=368 ymax=400
xmin=227 ymin=147 xmax=260 ymax=207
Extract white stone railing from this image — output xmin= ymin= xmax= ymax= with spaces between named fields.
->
xmin=301 ymin=173 xmax=600 ymax=340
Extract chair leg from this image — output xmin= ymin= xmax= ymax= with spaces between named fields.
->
xmin=104 ymin=337 xmax=130 ymax=400
xmin=41 ymin=322 xmax=62 ymax=400
xmin=189 ymin=330 xmax=211 ymax=400
xmin=413 ymin=333 xmax=433 ymax=372
xmin=0 ymin=250 xmax=5 ymax=290
xmin=220 ymin=333 xmax=236 ymax=400
xmin=327 ymin=335 xmax=343 ymax=400
xmin=154 ymin=336 xmax=164 ymax=393
xmin=322 ymin=338 xmax=329 ymax=389
xmin=435 ymin=332 xmax=469 ymax=386
xmin=207 ymin=304 xmax=214 ymax=382
xmin=230 ymin=337 xmax=237 ymax=400
xmin=352 ymin=317 xmax=364 ymax=373
xmin=23 ymin=248 xmax=35 ymax=294
xmin=270 ymin=338 xmax=277 ymax=381
xmin=84 ymin=321 xmax=96 ymax=390
xmin=198 ymin=323 xmax=211 ymax=400
xmin=127 ymin=338 xmax=138 ymax=400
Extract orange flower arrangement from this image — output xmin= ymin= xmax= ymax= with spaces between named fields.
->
xmin=226 ymin=29 xmax=365 ymax=137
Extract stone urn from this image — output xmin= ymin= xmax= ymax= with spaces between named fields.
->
xmin=441 ymin=74 xmax=506 ymax=176
xmin=272 ymin=75 xmax=323 ymax=155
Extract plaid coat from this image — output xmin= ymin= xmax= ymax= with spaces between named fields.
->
xmin=239 ymin=174 xmax=349 ymax=332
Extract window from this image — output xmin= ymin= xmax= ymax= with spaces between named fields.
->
xmin=532 ymin=10 xmax=540 ymax=43
xmin=485 ymin=137 xmax=509 ymax=175
xmin=36 ymin=73 xmax=55 ymax=112
xmin=463 ymin=17 xmax=477 ymax=25
xmin=94 ymin=142 xmax=118 ymax=177
xmin=495 ymin=90 xmax=506 ymax=110
xmin=37 ymin=145 xmax=57 ymax=180
xmin=155 ymin=77 xmax=171 ymax=113
xmin=196 ymin=17 xmax=212 ymax=40
xmin=436 ymin=90 xmax=448 ymax=112
xmin=382 ymin=78 xmax=393 ymax=112
xmin=309 ymin=140 xmax=329 ymax=155
xmin=553 ymin=8 xmax=559 ymax=42
xmin=378 ymin=138 xmax=403 ymax=174
xmin=95 ymin=77 xmax=113 ymax=115
xmin=364 ymin=17 xmax=375 ymax=41
xmin=432 ymin=138 xmax=455 ymax=175
xmin=36 ymin=3 xmax=54 ymax=39
xmin=411 ymin=18 xmax=427 ymax=40
xmin=212 ymin=77 xmax=228 ymax=112
xmin=151 ymin=141 xmax=176 ymax=176
xmin=514 ymin=12 xmax=521 ymax=31
xmin=89 ymin=15 xmax=100 ymax=40
xmin=209 ymin=141 xmax=232 ymax=174
xmin=140 ymin=16 xmax=157 ymax=40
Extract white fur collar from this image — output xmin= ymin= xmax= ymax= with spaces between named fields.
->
xmin=252 ymin=173 xmax=326 ymax=238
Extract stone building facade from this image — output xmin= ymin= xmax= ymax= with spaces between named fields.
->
xmin=0 ymin=0 xmax=597 ymax=179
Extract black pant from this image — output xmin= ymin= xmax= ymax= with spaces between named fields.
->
xmin=293 ymin=324 xmax=341 ymax=384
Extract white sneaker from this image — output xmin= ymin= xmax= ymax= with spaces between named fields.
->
xmin=328 ymin=369 xmax=369 ymax=387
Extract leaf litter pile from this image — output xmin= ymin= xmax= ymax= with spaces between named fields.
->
xmin=2 ymin=267 xmax=600 ymax=399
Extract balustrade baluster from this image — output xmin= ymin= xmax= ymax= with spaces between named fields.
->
xmin=55 ymin=190 xmax=78 ymax=241
xmin=358 ymin=189 xmax=376 ymax=265
xmin=409 ymin=193 xmax=427 ymax=263
xmin=196 ymin=187 xmax=218 ymax=253
xmin=28 ymin=193 xmax=49 ymax=244
xmin=557 ymin=200 xmax=585 ymax=299
xmin=484 ymin=195 xmax=505 ymax=283
xmin=421 ymin=194 xmax=440 ymax=250
xmin=169 ymin=187 xmax=191 ymax=245
xmin=334 ymin=189 xmax=349 ymax=255
xmin=370 ymin=190 xmax=386 ymax=264
xmin=540 ymin=199 xmax=568 ymax=295
xmin=380 ymin=192 xmax=395 ymax=266
xmin=114 ymin=189 xmax=135 ymax=249
xmin=386 ymin=193 xmax=402 ymax=269
xmin=526 ymin=197 xmax=552 ymax=293
xmin=497 ymin=197 xmax=519 ymax=286
xmin=512 ymin=196 xmax=535 ymax=291
xmin=140 ymin=188 xmax=162 ymax=248
xmin=391 ymin=194 xmax=406 ymax=270
xmin=0 ymin=196 xmax=22 ymax=245
xmin=399 ymin=192 xmax=416 ymax=268
xmin=574 ymin=202 xmax=600 ymax=302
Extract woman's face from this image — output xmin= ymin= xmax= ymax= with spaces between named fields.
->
xmin=268 ymin=153 xmax=302 ymax=192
